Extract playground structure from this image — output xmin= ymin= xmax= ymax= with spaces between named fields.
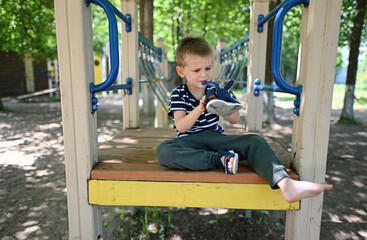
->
xmin=53 ymin=0 xmax=342 ymax=239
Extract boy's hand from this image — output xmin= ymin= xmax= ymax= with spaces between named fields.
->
xmin=199 ymin=96 xmax=207 ymax=112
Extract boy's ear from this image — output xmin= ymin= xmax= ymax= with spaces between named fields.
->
xmin=176 ymin=66 xmax=185 ymax=78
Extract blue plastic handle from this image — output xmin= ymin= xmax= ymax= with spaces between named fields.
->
xmin=271 ymin=0 xmax=309 ymax=97
xmin=86 ymin=0 xmax=119 ymax=94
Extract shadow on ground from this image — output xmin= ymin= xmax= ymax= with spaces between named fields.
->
xmin=0 ymin=96 xmax=366 ymax=239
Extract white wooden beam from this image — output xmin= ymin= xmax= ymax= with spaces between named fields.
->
xmin=54 ymin=0 xmax=102 ymax=238
xmin=246 ymin=0 xmax=268 ymax=132
xmin=285 ymin=0 xmax=342 ymax=239
xmin=155 ymin=38 xmax=169 ymax=128
xmin=121 ymin=0 xmax=139 ymax=129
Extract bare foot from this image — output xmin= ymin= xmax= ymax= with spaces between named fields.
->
xmin=277 ymin=177 xmax=333 ymax=203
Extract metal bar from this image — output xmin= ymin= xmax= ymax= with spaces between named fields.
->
xmin=271 ymin=0 xmax=308 ymax=97
xmin=86 ymin=0 xmax=119 ymax=94
xmin=147 ymin=49 xmax=158 ymax=78
xmin=138 ymin=32 xmax=159 ymax=53
xmin=219 ymin=53 xmax=231 ymax=80
xmin=234 ymin=57 xmax=248 ymax=83
xmin=154 ymin=81 xmax=169 ymax=106
xmin=220 ymin=34 xmax=249 ymax=57
xmin=103 ymin=78 xmax=132 ymax=93
xmin=138 ymin=56 xmax=152 ymax=82
xmin=254 ymin=84 xmax=285 ymax=96
xmin=105 ymin=0 xmax=131 ymax=25
xmin=257 ymin=0 xmax=291 ymax=32
xmin=253 ymin=78 xmax=302 ymax=115
xmin=142 ymin=46 xmax=156 ymax=80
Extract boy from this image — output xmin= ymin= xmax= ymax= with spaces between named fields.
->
xmin=156 ymin=36 xmax=332 ymax=203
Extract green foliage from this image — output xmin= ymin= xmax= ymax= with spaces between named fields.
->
xmin=339 ymin=0 xmax=367 ymax=48
xmin=337 ymin=0 xmax=367 ymax=68
xmin=280 ymin=5 xmax=303 ymax=83
xmin=153 ymin=0 xmax=251 ymax=61
xmin=90 ymin=0 xmax=122 ymax=54
xmin=0 ymin=0 xmax=56 ymax=61
xmin=0 ymin=0 xmax=123 ymax=59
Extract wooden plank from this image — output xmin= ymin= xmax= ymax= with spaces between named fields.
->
xmin=92 ymin=127 xmax=297 ymax=185
xmin=113 ymin=127 xmax=176 ymax=138
xmin=16 ymin=87 xmax=60 ymax=100
xmin=92 ymin=161 xmax=298 ymax=183
xmin=89 ymin=180 xmax=300 ymax=210
xmin=91 ymin=127 xmax=299 ymax=209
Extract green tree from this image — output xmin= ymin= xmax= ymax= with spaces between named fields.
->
xmin=339 ymin=0 xmax=367 ymax=122
xmin=0 ymin=0 xmax=57 ymax=61
xmin=153 ymin=0 xmax=250 ymax=61
xmin=0 ymin=0 xmax=56 ymax=105
xmin=90 ymin=0 xmax=122 ymax=54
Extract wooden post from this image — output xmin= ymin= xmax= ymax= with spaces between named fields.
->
xmin=54 ymin=0 xmax=102 ymax=239
xmin=246 ymin=0 xmax=268 ymax=132
xmin=121 ymin=0 xmax=139 ymax=129
xmin=155 ymin=38 xmax=169 ymax=128
xmin=24 ymin=53 xmax=35 ymax=93
xmin=285 ymin=1 xmax=342 ymax=239
xmin=141 ymin=76 xmax=155 ymax=114
xmin=213 ymin=39 xmax=226 ymax=80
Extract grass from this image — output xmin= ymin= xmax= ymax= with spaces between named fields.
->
xmin=332 ymin=81 xmax=367 ymax=110
xmin=273 ymin=81 xmax=367 ymax=111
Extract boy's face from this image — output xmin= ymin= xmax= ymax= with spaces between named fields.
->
xmin=176 ymin=54 xmax=213 ymax=91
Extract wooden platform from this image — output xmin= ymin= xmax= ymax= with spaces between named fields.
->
xmin=89 ymin=128 xmax=300 ymax=210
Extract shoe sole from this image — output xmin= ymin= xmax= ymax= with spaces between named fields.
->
xmin=206 ymin=99 xmax=242 ymax=117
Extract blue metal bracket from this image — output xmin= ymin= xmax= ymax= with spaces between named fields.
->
xmin=258 ymin=14 xmax=265 ymax=33
xmin=125 ymin=14 xmax=131 ymax=32
xmin=157 ymin=47 xmax=162 ymax=62
xmin=254 ymin=79 xmax=301 ymax=115
xmin=90 ymin=78 xmax=132 ymax=113
xmin=85 ymin=0 xmax=134 ymax=114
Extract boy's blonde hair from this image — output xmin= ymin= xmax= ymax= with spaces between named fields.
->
xmin=175 ymin=37 xmax=213 ymax=67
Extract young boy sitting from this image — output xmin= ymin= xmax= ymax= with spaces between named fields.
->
xmin=156 ymin=36 xmax=332 ymax=203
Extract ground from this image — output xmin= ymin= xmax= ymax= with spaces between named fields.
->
xmin=0 ymin=96 xmax=366 ymax=240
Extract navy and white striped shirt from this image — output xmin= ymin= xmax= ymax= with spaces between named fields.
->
xmin=168 ymin=84 xmax=224 ymax=137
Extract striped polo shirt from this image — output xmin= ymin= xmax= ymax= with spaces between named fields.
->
xmin=168 ymin=84 xmax=224 ymax=137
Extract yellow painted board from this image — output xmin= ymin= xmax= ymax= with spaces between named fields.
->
xmin=93 ymin=54 xmax=102 ymax=85
xmin=88 ymin=180 xmax=299 ymax=210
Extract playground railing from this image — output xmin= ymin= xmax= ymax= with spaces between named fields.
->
xmin=253 ymin=0 xmax=309 ymax=116
xmin=85 ymin=0 xmax=133 ymax=113
xmin=138 ymin=32 xmax=172 ymax=113
xmin=216 ymin=34 xmax=249 ymax=84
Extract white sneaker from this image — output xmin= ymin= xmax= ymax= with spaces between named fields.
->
xmin=206 ymin=99 xmax=242 ymax=117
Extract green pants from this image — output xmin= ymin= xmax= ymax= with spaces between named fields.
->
xmin=156 ymin=130 xmax=289 ymax=189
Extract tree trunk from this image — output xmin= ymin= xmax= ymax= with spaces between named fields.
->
xmin=139 ymin=0 xmax=155 ymax=114
xmin=263 ymin=0 xmax=281 ymax=124
xmin=340 ymin=0 xmax=366 ymax=121
xmin=139 ymin=0 xmax=154 ymax=41
xmin=0 ymin=95 xmax=3 ymax=111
